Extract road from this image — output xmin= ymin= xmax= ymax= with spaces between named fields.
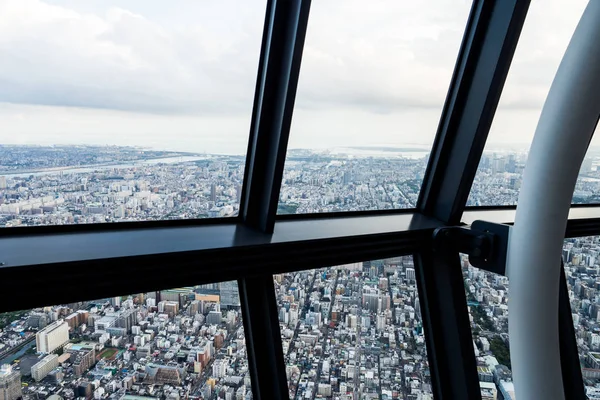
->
xmin=287 ymin=270 xmax=317 ymax=400
xmin=353 ymin=307 xmax=362 ymax=399
xmin=311 ymin=269 xmax=339 ymax=400
xmin=192 ymin=322 xmax=244 ymax=397
xmin=388 ymin=275 xmax=407 ymax=400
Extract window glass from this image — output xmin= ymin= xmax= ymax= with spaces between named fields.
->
xmin=0 ymin=0 xmax=265 ymax=226
xmin=468 ymin=0 xmax=594 ymax=206
xmin=274 ymin=256 xmax=433 ymax=399
xmin=462 ymin=236 xmax=600 ymax=398
xmin=0 ymin=281 xmax=251 ymax=399
xmin=278 ymin=0 xmax=472 ymax=214
xmin=461 ymin=255 xmax=512 ymax=399
xmin=563 ymin=236 xmax=600 ymax=397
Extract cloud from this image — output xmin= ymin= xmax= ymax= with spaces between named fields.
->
xmin=0 ymin=0 xmax=593 ymax=151
xmin=0 ymin=0 xmax=265 ymax=114
xmin=294 ymin=0 xmax=472 ymax=113
xmin=1 ymin=0 xmax=580 ymax=116
xmin=494 ymin=0 xmax=588 ymax=110
xmin=486 ymin=0 xmax=589 ymax=147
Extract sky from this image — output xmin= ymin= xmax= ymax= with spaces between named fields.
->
xmin=0 ymin=0 xmax=591 ymax=154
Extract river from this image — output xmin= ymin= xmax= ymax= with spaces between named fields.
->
xmin=1 ymin=156 xmax=208 ymax=179
xmin=0 ymin=338 xmax=35 ymax=365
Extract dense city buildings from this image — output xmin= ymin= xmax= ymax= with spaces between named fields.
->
xmin=462 ymin=236 xmax=600 ymax=400
xmin=1 ymin=145 xmax=600 ymax=227
xmin=0 ymin=282 xmax=250 ymax=399
xmin=0 ymin=146 xmax=245 ymax=227
xmin=2 ymin=144 xmax=600 ymax=398
xmin=274 ymin=258 xmax=432 ymax=400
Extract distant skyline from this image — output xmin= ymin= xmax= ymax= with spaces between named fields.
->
xmin=0 ymin=0 xmax=594 ymax=154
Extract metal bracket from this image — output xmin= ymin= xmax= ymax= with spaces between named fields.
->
xmin=433 ymin=220 xmax=510 ymax=276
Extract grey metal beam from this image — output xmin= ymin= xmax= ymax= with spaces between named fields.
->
xmin=240 ymin=0 xmax=312 ymax=234
xmin=418 ymin=0 xmax=530 ymax=225
xmin=239 ymin=276 xmax=289 ymax=400
xmin=415 ymin=251 xmax=481 ymax=399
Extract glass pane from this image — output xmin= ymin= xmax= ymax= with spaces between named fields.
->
xmin=274 ymin=256 xmax=434 ymax=399
xmin=278 ymin=1 xmax=472 ymax=215
xmin=462 ymin=236 xmax=600 ymax=398
xmin=461 ymin=255 xmax=512 ymax=399
xmin=468 ymin=0 xmax=596 ymax=207
xmin=0 ymin=282 xmax=251 ymax=399
xmin=0 ymin=0 xmax=265 ymax=227
xmin=564 ymin=236 xmax=600 ymax=396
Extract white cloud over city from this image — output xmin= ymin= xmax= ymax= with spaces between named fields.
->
xmin=0 ymin=0 xmax=591 ymax=153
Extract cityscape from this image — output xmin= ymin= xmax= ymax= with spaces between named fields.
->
xmin=274 ymin=258 xmax=431 ymax=400
xmin=462 ymin=236 xmax=600 ymax=400
xmin=2 ymin=144 xmax=600 ymax=399
xmin=0 ymin=283 xmax=251 ymax=400
xmin=1 ymin=145 xmax=600 ymax=229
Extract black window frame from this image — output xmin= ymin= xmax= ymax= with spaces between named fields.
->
xmin=4 ymin=0 xmax=597 ymax=399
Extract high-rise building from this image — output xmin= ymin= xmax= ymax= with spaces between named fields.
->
xmin=27 ymin=313 xmax=48 ymax=329
xmin=376 ymin=314 xmax=386 ymax=332
xmin=188 ymin=300 xmax=200 ymax=316
xmin=64 ymin=343 xmax=96 ymax=377
xmin=36 ymin=320 xmax=69 ymax=354
xmin=116 ymin=308 xmax=137 ymax=333
xmin=76 ymin=310 xmax=89 ymax=326
xmin=111 ymin=296 xmax=121 ymax=307
xmin=163 ymin=301 xmax=179 ymax=318
xmin=362 ymin=287 xmax=390 ymax=313
xmin=212 ymin=359 xmax=227 ymax=378
xmin=31 ymin=354 xmax=59 ymax=381
xmin=220 ymin=281 xmax=240 ymax=308
xmin=0 ymin=364 xmax=21 ymax=400
xmin=207 ymin=310 xmax=222 ymax=325
xmin=210 ymin=183 xmax=217 ymax=202
xmin=65 ymin=313 xmax=79 ymax=330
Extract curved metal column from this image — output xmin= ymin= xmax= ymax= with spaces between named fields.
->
xmin=507 ymin=1 xmax=600 ymax=398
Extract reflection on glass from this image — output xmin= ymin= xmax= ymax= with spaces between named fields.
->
xmin=278 ymin=0 xmax=472 ymax=214
xmin=273 ymin=257 xmax=433 ymax=399
xmin=0 ymin=282 xmax=250 ymax=399
xmin=0 ymin=1 xmax=265 ymax=226
xmin=468 ymin=0 xmax=599 ymax=207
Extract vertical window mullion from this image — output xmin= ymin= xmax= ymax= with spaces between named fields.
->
xmin=240 ymin=0 xmax=312 ymax=234
xmin=415 ymin=250 xmax=481 ymax=399
xmin=417 ymin=0 xmax=531 ymax=225
xmin=239 ymin=275 xmax=289 ymax=400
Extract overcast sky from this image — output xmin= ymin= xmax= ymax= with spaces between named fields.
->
xmin=0 ymin=0 xmax=590 ymax=154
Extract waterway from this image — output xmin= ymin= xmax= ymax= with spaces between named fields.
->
xmin=580 ymin=176 xmax=600 ymax=182
xmin=1 ymin=155 xmax=208 ymax=179
xmin=0 ymin=339 xmax=35 ymax=365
